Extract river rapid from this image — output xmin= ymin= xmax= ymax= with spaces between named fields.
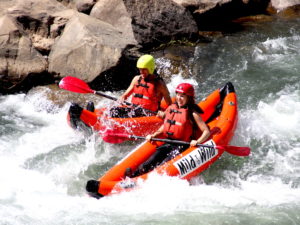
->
xmin=1 ymin=18 xmax=300 ymax=225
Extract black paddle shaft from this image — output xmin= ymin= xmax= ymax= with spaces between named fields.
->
xmin=130 ymin=135 xmax=216 ymax=149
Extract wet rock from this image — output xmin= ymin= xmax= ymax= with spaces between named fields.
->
xmin=275 ymin=5 xmax=300 ymax=19
xmin=27 ymin=84 xmax=101 ymax=108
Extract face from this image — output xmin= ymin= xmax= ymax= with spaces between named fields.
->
xmin=139 ymin=68 xmax=149 ymax=78
xmin=176 ymin=92 xmax=188 ymax=107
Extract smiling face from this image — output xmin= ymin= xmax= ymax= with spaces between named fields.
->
xmin=176 ymin=92 xmax=188 ymax=107
xmin=139 ymin=68 xmax=149 ymax=78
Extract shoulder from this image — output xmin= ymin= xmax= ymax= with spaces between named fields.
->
xmin=192 ymin=111 xmax=201 ymax=117
xmin=156 ymin=79 xmax=168 ymax=90
xmin=192 ymin=111 xmax=204 ymax=123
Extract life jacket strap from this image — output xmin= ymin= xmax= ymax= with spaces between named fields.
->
xmin=166 ymin=132 xmax=174 ymax=136
xmin=133 ymin=93 xmax=149 ymax=100
xmin=170 ymin=109 xmax=182 ymax=113
xmin=136 ymin=83 xmax=149 ymax=88
xmin=167 ymin=119 xmax=182 ymax=126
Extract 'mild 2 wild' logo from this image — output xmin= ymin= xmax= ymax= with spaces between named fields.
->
xmin=173 ymin=140 xmax=217 ymax=178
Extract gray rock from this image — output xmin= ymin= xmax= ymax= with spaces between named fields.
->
xmin=123 ymin=0 xmax=198 ymax=46
xmin=75 ymin=0 xmax=96 ymax=14
xmin=90 ymin=0 xmax=137 ymax=45
xmin=0 ymin=15 xmax=47 ymax=86
xmin=48 ymin=12 xmax=135 ymax=82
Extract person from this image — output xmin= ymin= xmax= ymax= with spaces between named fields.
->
xmin=130 ymin=83 xmax=211 ymax=177
xmin=109 ymin=54 xmax=172 ymax=118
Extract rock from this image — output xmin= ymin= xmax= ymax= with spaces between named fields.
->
xmin=75 ymin=0 xmax=96 ymax=14
xmin=123 ymin=0 xmax=198 ymax=46
xmin=0 ymin=0 xmax=72 ymax=92
xmin=90 ymin=0 xmax=137 ymax=45
xmin=27 ymin=84 xmax=101 ymax=108
xmin=270 ymin=0 xmax=300 ymax=11
xmin=174 ymin=0 xmax=232 ymax=14
xmin=192 ymin=0 xmax=271 ymax=31
xmin=153 ymin=45 xmax=195 ymax=79
xmin=48 ymin=12 xmax=136 ymax=82
xmin=0 ymin=15 xmax=48 ymax=89
xmin=275 ymin=5 xmax=300 ymax=18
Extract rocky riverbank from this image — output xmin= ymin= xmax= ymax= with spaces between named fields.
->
xmin=0 ymin=0 xmax=299 ymax=94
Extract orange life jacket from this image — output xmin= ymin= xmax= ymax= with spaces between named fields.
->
xmin=131 ymin=76 xmax=161 ymax=112
xmin=163 ymin=103 xmax=194 ymax=142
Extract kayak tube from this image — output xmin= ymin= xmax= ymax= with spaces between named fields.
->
xmin=67 ymin=98 xmax=172 ymax=138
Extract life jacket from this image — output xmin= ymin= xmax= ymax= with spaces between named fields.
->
xmin=163 ymin=103 xmax=194 ymax=142
xmin=131 ymin=75 xmax=161 ymax=112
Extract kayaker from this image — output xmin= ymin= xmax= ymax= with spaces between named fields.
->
xmin=109 ymin=54 xmax=172 ymax=118
xmin=130 ymin=83 xmax=211 ymax=176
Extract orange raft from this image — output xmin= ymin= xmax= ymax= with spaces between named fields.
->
xmin=86 ymin=82 xmax=238 ymax=198
xmin=67 ymin=97 xmax=171 ymax=138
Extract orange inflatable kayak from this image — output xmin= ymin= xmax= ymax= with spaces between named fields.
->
xmin=67 ymin=97 xmax=172 ymax=138
xmin=85 ymin=82 xmax=241 ymax=198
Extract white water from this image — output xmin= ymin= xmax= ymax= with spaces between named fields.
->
xmin=1 ymin=18 xmax=300 ymax=225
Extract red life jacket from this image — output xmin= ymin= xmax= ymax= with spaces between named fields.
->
xmin=131 ymin=76 xmax=161 ymax=112
xmin=163 ymin=103 xmax=194 ymax=142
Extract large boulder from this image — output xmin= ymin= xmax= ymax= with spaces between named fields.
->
xmin=0 ymin=15 xmax=48 ymax=91
xmin=48 ymin=12 xmax=136 ymax=82
xmin=0 ymin=0 xmax=71 ymax=93
xmin=123 ymin=0 xmax=198 ymax=46
xmin=90 ymin=0 xmax=137 ymax=45
xmin=91 ymin=0 xmax=198 ymax=47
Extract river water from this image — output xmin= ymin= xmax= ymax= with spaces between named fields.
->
xmin=1 ymin=18 xmax=300 ymax=225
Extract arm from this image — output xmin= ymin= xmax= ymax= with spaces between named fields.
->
xmin=190 ymin=112 xmax=211 ymax=147
xmin=156 ymin=81 xmax=172 ymax=118
xmin=119 ymin=76 xmax=139 ymax=102
xmin=159 ymin=81 xmax=172 ymax=106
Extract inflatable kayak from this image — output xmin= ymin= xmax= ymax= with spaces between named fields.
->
xmin=67 ymin=98 xmax=171 ymax=138
xmin=86 ymin=82 xmax=242 ymax=198
xmin=59 ymin=75 xmax=171 ymax=139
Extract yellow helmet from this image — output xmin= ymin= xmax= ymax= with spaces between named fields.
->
xmin=136 ymin=54 xmax=155 ymax=74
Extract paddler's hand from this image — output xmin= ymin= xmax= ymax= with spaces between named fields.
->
xmin=146 ymin=134 xmax=153 ymax=141
xmin=190 ymin=140 xmax=199 ymax=147
xmin=118 ymin=95 xmax=126 ymax=104
xmin=156 ymin=110 xmax=165 ymax=119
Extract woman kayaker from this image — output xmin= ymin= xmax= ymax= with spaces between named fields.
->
xmin=109 ymin=54 xmax=172 ymax=118
xmin=130 ymin=83 xmax=211 ymax=176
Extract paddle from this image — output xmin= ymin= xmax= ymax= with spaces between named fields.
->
xmin=103 ymin=132 xmax=251 ymax=157
xmin=58 ymin=76 xmax=157 ymax=114
xmin=103 ymin=126 xmax=222 ymax=144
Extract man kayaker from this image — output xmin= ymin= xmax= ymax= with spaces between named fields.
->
xmin=129 ymin=83 xmax=210 ymax=176
xmin=109 ymin=54 xmax=172 ymax=118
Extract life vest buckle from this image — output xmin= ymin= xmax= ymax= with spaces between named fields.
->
xmin=133 ymin=93 xmax=149 ymax=100
xmin=137 ymin=83 xmax=149 ymax=88
xmin=134 ymin=93 xmax=143 ymax=98
xmin=170 ymin=109 xmax=181 ymax=113
xmin=167 ymin=119 xmax=176 ymax=125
